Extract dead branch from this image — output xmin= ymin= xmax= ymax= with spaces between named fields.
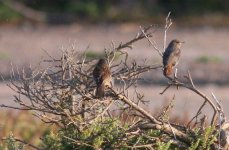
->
xmin=111 ymin=88 xmax=161 ymax=124
xmin=161 ymin=73 xmax=218 ymax=126
xmin=138 ymin=122 xmax=190 ymax=143
xmin=115 ymin=25 xmax=154 ymax=52
xmin=110 ymin=88 xmax=192 ymax=144
xmin=187 ymin=100 xmax=207 ymax=128
xmin=140 ymin=26 xmax=163 ymax=56
xmin=164 ymin=12 xmax=172 ymax=52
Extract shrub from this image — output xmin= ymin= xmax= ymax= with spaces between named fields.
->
xmin=1 ymin=14 xmax=228 ymax=150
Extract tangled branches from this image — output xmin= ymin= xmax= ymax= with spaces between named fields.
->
xmin=1 ymin=14 xmax=229 ymax=149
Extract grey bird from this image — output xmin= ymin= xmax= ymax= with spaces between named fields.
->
xmin=93 ymin=59 xmax=112 ymax=98
xmin=163 ymin=39 xmax=183 ymax=76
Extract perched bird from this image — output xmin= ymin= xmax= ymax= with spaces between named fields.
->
xmin=163 ymin=39 xmax=183 ymax=76
xmin=93 ymin=59 xmax=112 ymax=98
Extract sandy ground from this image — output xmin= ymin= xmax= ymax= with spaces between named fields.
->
xmin=0 ymin=24 xmax=229 ymax=65
xmin=0 ymin=24 xmax=229 ymax=119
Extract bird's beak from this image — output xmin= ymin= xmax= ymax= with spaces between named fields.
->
xmin=180 ymin=41 xmax=185 ymax=44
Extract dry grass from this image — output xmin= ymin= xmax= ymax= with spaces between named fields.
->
xmin=0 ymin=110 xmax=51 ymax=147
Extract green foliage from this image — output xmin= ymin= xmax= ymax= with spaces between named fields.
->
xmin=0 ymin=52 xmax=9 ymax=60
xmin=41 ymin=118 xmax=124 ymax=149
xmin=148 ymin=129 xmax=161 ymax=137
xmin=41 ymin=131 xmax=63 ymax=150
xmin=85 ymin=51 xmax=121 ymax=60
xmin=196 ymin=55 xmax=223 ymax=64
xmin=1 ymin=114 xmax=218 ymax=150
xmin=0 ymin=133 xmax=24 ymax=150
xmin=1 ymin=0 xmax=229 ymax=23
xmin=0 ymin=111 xmax=51 ymax=149
xmin=189 ymin=126 xmax=217 ymax=150
xmin=85 ymin=51 xmax=104 ymax=59
xmin=67 ymin=1 xmax=100 ymax=19
xmin=0 ymin=4 xmax=21 ymax=23
xmin=157 ymin=140 xmax=172 ymax=150
xmin=41 ymin=119 xmax=180 ymax=150
xmin=23 ymin=0 xmax=229 ymax=15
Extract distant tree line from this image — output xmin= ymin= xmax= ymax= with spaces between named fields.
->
xmin=19 ymin=0 xmax=229 ymax=15
xmin=0 ymin=0 xmax=228 ymax=23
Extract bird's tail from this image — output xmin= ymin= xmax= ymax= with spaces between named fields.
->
xmin=163 ymin=64 xmax=173 ymax=76
xmin=96 ymin=84 xmax=105 ymax=98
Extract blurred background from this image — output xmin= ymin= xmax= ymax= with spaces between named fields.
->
xmin=0 ymin=0 xmax=229 ymax=146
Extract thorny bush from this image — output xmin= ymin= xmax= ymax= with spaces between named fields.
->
xmin=1 ymin=14 xmax=229 ymax=150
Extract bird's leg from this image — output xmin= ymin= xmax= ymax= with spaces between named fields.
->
xmin=174 ymin=68 xmax=179 ymax=90
xmin=174 ymin=68 xmax=178 ymax=80
xmin=166 ymin=68 xmax=178 ymax=82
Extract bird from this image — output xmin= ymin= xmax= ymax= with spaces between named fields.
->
xmin=93 ymin=58 xmax=112 ymax=98
xmin=163 ymin=39 xmax=183 ymax=76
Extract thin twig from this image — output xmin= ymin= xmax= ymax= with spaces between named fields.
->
xmin=164 ymin=12 xmax=172 ymax=52
xmin=140 ymin=26 xmax=163 ymax=56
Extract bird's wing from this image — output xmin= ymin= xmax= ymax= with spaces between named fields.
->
xmin=167 ymin=49 xmax=181 ymax=66
xmin=93 ymin=66 xmax=103 ymax=85
xmin=163 ymin=48 xmax=172 ymax=66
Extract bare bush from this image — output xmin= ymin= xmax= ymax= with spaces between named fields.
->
xmin=1 ymin=13 xmax=229 ymax=150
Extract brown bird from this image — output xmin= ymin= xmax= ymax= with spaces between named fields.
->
xmin=163 ymin=39 xmax=183 ymax=76
xmin=93 ymin=59 xmax=112 ymax=98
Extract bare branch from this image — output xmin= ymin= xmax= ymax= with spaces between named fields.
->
xmin=139 ymin=26 xmax=163 ymax=56
xmin=164 ymin=11 xmax=172 ymax=52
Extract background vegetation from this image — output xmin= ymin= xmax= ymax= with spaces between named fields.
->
xmin=0 ymin=0 xmax=228 ymax=25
